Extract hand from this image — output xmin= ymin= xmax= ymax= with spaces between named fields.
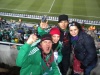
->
xmin=26 ymin=34 xmax=38 ymax=44
xmin=40 ymin=21 xmax=48 ymax=29
xmin=11 ymin=45 xmax=17 ymax=49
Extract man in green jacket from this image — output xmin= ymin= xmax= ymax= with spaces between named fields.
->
xmin=16 ymin=34 xmax=61 ymax=75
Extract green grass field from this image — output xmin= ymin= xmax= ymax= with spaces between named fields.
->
xmin=0 ymin=0 xmax=100 ymax=21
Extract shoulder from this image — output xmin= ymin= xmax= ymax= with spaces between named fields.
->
xmin=37 ymin=26 xmax=42 ymax=31
xmin=79 ymin=31 xmax=94 ymax=43
xmin=58 ymin=41 xmax=63 ymax=46
xmin=28 ymin=47 xmax=40 ymax=56
xmin=79 ymin=31 xmax=92 ymax=39
xmin=58 ymin=41 xmax=63 ymax=49
xmin=85 ymin=32 xmax=93 ymax=40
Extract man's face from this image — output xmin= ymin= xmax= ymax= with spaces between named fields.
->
xmin=52 ymin=34 xmax=60 ymax=44
xmin=40 ymin=21 xmax=48 ymax=29
xmin=40 ymin=40 xmax=52 ymax=54
xmin=58 ymin=20 xmax=69 ymax=30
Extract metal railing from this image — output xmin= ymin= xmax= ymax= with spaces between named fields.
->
xmin=0 ymin=41 xmax=23 ymax=46
xmin=0 ymin=12 xmax=100 ymax=25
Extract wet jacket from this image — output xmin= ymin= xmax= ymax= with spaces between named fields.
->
xmin=53 ymin=41 xmax=63 ymax=64
xmin=37 ymin=26 xmax=50 ymax=37
xmin=16 ymin=43 xmax=61 ymax=75
xmin=73 ymin=31 xmax=97 ymax=67
xmin=58 ymin=28 xmax=71 ymax=56
xmin=57 ymin=27 xmax=71 ymax=75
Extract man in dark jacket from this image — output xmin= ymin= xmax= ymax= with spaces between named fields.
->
xmin=57 ymin=14 xmax=71 ymax=75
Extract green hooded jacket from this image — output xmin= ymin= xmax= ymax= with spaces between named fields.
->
xmin=16 ymin=43 xmax=61 ymax=75
xmin=37 ymin=26 xmax=50 ymax=37
xmin=54 ymin=41 xmax=63 ymax=64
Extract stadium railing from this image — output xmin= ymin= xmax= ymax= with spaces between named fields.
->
xmin=0 ymin=41 xmax=23 ymax=46
xmin=0 ymin=12 xmax=100 ymax=25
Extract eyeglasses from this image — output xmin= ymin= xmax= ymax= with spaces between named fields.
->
xmin=69 ymin=22 xmax=76 ymax=27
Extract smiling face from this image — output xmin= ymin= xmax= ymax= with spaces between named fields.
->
xmin=51 ymin=34 xmax=60 ymax=44
xmin=40 ymin=40 xmax=52 ymax=54
xmin=69 ymin=26 xmax=79 ymax=37
xmin=58 ymin=20 xmax=69 ymax=30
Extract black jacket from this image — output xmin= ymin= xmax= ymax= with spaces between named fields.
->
xmin=74 ymin=31 xmax=97 ymax=67
xmin=58 ymin=28 xmax=71 ymax=57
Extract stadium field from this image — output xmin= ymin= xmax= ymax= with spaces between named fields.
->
xmin=0 ymin=0 xmax=100 ymax=21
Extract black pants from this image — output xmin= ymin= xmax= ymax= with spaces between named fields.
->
xmin=71 ymin=69 xmax=80 ymax=75
xmin=58 ymin=54 xmax=70 ymax=75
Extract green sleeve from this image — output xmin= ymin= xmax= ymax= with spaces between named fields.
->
xmin=16 ymin=43 xmax=31 ymax=67
xmin=31 ymin=39 xmax=41 ymax=47
xmin=37 ymin=26 xmax=49 ymax=37
xmin=52 ymin=61 xmax=61 ymax=75
xmin=17 ymin=45 xmax=22 ymax=50
xmin=57 ymin=42 xmax=63 ymax=64
xmin=57 ymin=53 xmax=62 ymax=64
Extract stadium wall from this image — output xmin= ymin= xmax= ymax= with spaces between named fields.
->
xmin=0 ymin=12 xmax=100 ymax=25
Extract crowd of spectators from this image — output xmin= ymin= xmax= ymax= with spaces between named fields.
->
xmin=0 ymin=17 xmax=100 ymax=45
xmin=0 ymin=17 xmax=100 ymax=44
xmin=0 ymin=17 xmax=38 ymax=44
